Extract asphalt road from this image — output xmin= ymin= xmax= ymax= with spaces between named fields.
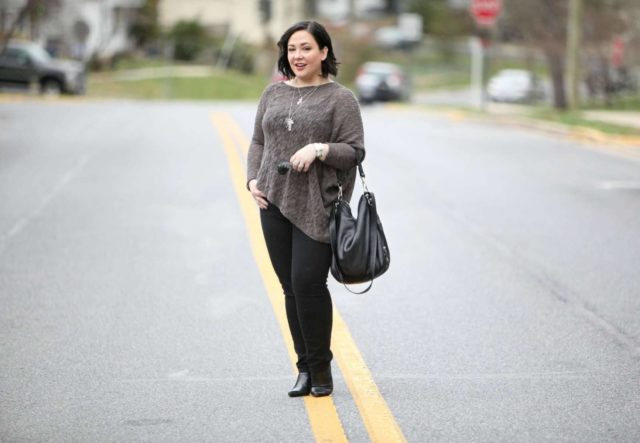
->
xmin=1 ymin=97 xmax=639 ymax=442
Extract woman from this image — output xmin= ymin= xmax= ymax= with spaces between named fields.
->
xmin=246 ymin=21 xmax=364 ymax=397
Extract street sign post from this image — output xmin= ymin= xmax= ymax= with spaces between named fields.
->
xmin=469 ymin=0 xmax=502 ymax=110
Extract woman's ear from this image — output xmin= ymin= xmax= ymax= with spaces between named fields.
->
xmin=321 ymin=47 xmax=328 ymax=61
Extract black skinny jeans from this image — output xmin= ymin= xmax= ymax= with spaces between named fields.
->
xmin=260 ymin=203 xmax=333 ymax=374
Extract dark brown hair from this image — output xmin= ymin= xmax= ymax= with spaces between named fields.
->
xmin=277 ymin=21 xmax=339 ymax=79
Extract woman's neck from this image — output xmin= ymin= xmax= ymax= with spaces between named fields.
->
xmin=291 ymin=76 xmax=330 ymax=87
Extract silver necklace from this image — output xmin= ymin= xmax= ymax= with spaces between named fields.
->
xmin=285 ymin=83 xmax=321 ymax=131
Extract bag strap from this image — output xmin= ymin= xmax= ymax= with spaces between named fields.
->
xmin=347 ymin=194 xmax=378 ymax=294
xmin=336 ymin=197 xmax=378 ymax=295
xmin=343 ymin=278 xmax=374 ymax=294
xmin=329 ymin=201 xmax=346 ymax=283
xmin=336 ymin=150 xmax=366 ymax=187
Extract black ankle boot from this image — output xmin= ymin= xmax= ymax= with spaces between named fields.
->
xmin=310 ymin=366 xmax=333 ymax=397
xmin=288 ymin=372 xmax=311 ymax=397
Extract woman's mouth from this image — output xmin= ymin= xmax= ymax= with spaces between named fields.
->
xmin=294 ymin=63 xmax=307 ymax=71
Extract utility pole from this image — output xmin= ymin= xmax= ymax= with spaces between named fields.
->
xmin=565 ymin=0 xmax=583 ymax=111
xmin=348 ymin=0 xmax=356 ymax=21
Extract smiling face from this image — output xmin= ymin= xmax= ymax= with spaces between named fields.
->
xmin=287 ymin=30 xmax=328 ymax=84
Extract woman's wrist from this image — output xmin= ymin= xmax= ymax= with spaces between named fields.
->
xmin=313 ymin=143 xmax=329 ymax=161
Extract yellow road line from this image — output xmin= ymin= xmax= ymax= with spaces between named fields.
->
xmin=333 ymin=311 xmax=406 ymax=442
xmin=220 ymin=113 xmax=251 ymax=157
xmin=211 ymin=112 xmax=348 ymax=443
xmin=212 ymin=111 xmax=407 ymax=443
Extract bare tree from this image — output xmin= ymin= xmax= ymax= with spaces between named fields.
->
xmin=1 ymin=0 xmax=36 ymax=53
xmin=1 ymin=0 xmax=62 ymax=54
xmin=502 ymin=0 xmax=569 ymax=109
xmin=502 ymin=0 xmax=639 ymax=109
xmin=582 ymin=0 xmax=639 ymax=103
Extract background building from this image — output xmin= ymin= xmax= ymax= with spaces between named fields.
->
xmin=0 ymin=0 xmax=143 ymax=61
xmin=316 ymin=0 xmax=386 ymax=21
xmin=158 ymin=0 xmax=305 ymax=46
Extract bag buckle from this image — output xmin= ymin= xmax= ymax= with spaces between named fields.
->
xmin=337 ymin=184 xmax=343 ymax=201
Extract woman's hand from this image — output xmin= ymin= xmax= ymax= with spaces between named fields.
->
xmin=248 ymin=179 xmax=268 ymax=209
xmin=289 ymin=144 xmax=318 ymax=173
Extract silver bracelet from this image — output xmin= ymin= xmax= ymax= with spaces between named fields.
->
xmin=315 ymin=143 xmax=324 ymax=160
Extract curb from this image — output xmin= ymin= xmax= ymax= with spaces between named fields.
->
xmin=386 ymin=103 xmax=640 ymax=148
xmin=487 ymin=114 xmax=640 ymax=148
xmin=0 ymin=93 xmax=99 ymax=104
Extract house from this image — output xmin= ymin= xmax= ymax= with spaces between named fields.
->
xmin=316 ymin=0 xmax=387 ymax=21
xmin=0 ymin=0 xmax=144 ymax=61
xmin=158 ymin=0 xmax=306 ymax=46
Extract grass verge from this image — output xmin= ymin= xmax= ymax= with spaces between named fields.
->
xmin=87 ymin=70 xmax=268 ymax=100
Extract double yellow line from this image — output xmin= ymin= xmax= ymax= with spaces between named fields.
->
xmin=211 ymin=112 xmax=406 ymax=443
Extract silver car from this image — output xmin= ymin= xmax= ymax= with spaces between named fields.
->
xmin=0 ymin=41 xmax=85 ymax=95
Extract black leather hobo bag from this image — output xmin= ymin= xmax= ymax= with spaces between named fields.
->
xmin=329 ymin=161 xmax=390 ymax=294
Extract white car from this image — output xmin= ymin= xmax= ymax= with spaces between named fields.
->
xmin=487 ymin=69 xmax=544 ymax=103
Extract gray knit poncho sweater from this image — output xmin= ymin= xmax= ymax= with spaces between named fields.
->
xmin=247 ymin=81 xmax=365 ymax=243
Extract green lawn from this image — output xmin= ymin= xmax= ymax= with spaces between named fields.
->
xmin=111 ymin=57 xmax=169 ymax=71
xmin=584 ymin=96 xmax=640 ymax=111
xmin=87 ymin=70 xmax=268 ymax=101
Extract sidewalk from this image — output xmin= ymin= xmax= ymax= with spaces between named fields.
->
xmin=582 ymin=110 xmax=640 ymax=130
xmin=487 ymin=103 xmax=640 ymax=130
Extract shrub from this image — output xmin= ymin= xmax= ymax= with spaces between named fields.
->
xmin=169 ymin=20 xmax=207 ymax=61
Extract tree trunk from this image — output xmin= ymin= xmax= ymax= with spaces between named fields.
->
xmin=0 ymin=0 xmax=36 ymax=54
xmin=546 ymin=50 xmax=567 ymax=109
xmin=306 ymin=0 xmax=317 ymax=17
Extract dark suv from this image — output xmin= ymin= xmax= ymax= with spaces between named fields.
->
xmin=0 ymin=41 xmax=85 ymax=95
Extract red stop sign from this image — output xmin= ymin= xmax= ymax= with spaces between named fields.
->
xmin=470 ymin=0 xmax=502 ymax=27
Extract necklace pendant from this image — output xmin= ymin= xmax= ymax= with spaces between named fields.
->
xmin=285 ymin=117 xmax=294 ymax=131
xmin=296 ymin=98 xmax=303 ymax=105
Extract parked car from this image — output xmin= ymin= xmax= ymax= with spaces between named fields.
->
xmin=355 ymin=62 xmax=411 ymax=104
xmin=271 ymin=64 xmax=288 ymax=83
xmin=0 ymin=41 xmax=86 ymax=95
xmin=487 ymin=69 xmax=544 ymax=103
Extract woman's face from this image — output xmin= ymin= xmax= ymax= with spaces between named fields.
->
xmin=287 ymin=30 xmax=328 ymax=83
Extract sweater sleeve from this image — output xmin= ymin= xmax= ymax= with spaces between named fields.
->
xmin=246 ymin=86 xmax=270 ymax=189
xmin=323 ymin=89 xmax=365 ymax=170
